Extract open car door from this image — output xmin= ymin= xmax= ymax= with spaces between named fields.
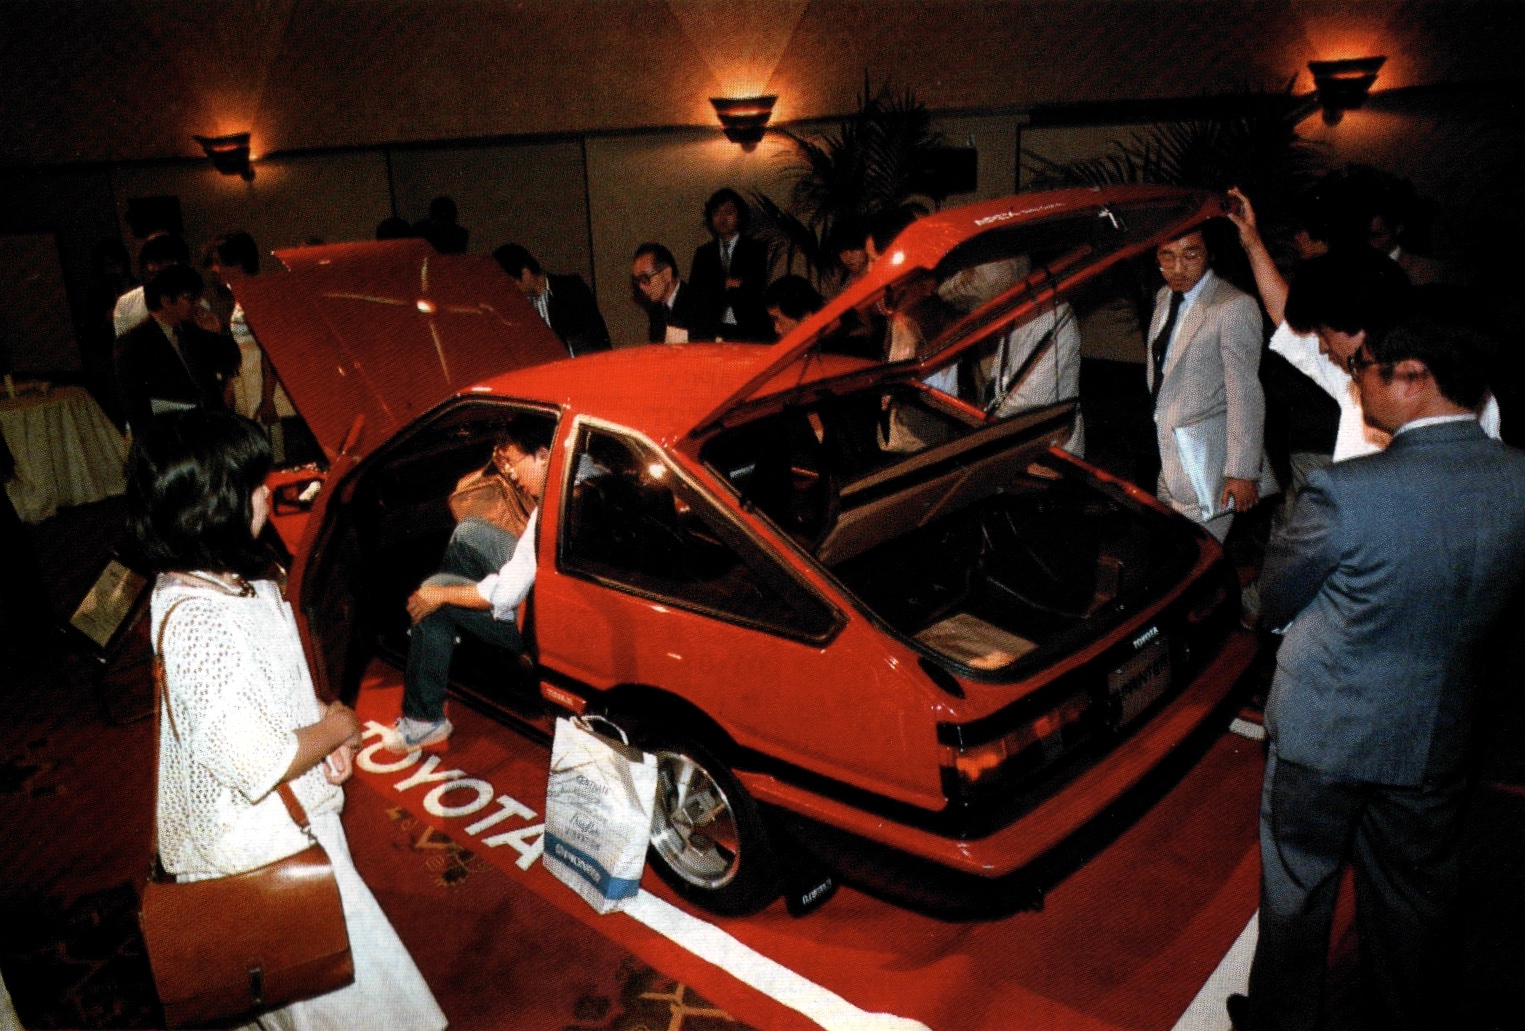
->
xmin=287 ymin=416 xmax=370 ymax=702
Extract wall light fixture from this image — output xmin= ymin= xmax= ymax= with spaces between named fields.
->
xmin=709 ymin=96 xmax=777 ymax=149
xmin=194 ymin=132 xmax=255 ymax=180
xmin=1308 ymin=56 xmax=1386 ymax=125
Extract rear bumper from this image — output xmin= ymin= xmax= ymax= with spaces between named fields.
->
xmin=738 ymin=628 xmax=1258 ymax=884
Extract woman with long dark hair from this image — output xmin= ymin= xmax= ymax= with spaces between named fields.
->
xmin=128 ymin=409 xmax=445 ymax=1031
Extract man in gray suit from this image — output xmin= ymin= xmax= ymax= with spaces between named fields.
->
xmin=1230 ymin=314 xmax=1525 ymax=1031
xmin=1147 ymin=230 xmax=1267 ymax=541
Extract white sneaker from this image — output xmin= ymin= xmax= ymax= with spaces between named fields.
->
xmin=382 ymin=715 xmax=454 ymax=754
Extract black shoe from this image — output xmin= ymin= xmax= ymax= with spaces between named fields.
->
xmin=1226 ymin=993 xmax=1253 ymax=1031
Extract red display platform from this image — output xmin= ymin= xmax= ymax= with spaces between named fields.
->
xmin=350 ymin=665 xmax=1264 ymax=1031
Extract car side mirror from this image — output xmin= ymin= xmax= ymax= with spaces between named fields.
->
xmin=272 ymin=477 xmax=324 ymax=515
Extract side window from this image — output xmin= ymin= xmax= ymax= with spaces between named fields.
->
xmin=560 ymin=426 xmax=837 ymax=641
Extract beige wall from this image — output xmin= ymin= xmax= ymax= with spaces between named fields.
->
xmin=14 ymin=0 xmax=1525 ymax=168
xmin=389 ymin=141 xmax=593 ymax=282
xmin=110 ymin=152 xmax=392 ymax=266
xmin=930 ymin=114 xmax=1021 ymax=202
xmin=585 ymin=130 xmax=801 ymax=348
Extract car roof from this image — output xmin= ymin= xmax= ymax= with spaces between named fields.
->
xmin=472 ymin=342 xmax=876 ymax=445
xmin=233 ymin=238 xmax=569 ymax=462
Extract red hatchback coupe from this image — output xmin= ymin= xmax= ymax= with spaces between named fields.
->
xmin=244 ymin=187 xmax=1257 ymax=916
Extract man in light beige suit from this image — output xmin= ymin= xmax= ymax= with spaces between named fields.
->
xmin=1146 ymin=230 xmax=1267 ymax=541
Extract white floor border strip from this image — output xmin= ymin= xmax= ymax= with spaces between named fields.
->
xmin=1170 ymin=911 xmax=1257 ymax=1031
xmin=624 ymin=890 xmax=932 ymax=1031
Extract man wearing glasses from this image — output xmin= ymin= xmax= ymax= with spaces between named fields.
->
xmin=631 ymin=242 xmax=716 ymax=344
xmin=383 ymin=417 xmax=555 ymax=753
xmin=1229 ymin=311 xmax=1525 ymax=1031
xmin=1146 ymin=229 xmax=1268 ymax=541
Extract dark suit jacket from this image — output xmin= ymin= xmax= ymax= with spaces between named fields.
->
xmin=544 ymin=274 xmax=611 ymax=355
xmin=688 ymin=235 xmax=771 ymax=341
xmin=1262 ymin=420 xmax=1525 ymax=785
xmin=114 ymin=318 xmax=240 ymax=433
xmin=645 ymin=281 xmax=717 ymax=344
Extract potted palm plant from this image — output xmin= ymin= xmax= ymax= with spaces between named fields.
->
xmin=751 ymin=77 xmax=946 ymax=291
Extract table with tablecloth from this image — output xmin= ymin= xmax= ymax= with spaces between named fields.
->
xmin=0 ymin=384 xmax=126 ymax=523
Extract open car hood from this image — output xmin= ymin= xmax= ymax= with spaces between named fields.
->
xmin=692 ymin=185 xmax=1226 ymax=436
xmin=233 ymin=239 xmax=568 ymax=463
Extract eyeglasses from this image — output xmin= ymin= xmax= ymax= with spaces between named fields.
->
xmin=1345 ymin=349 xmax=1375 ymax=375
xmin=632 ymin=267 xmax=669 ymax=286
xmin=1346 ymin=349 xmax=1430 ymax=383
xmin=1157 ymin=248 xmax=1206 ymax=269
xmin=493 ymin=445 xmax=534 ymax=479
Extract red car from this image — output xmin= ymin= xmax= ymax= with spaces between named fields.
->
xmin=244 ymin=187 xmax=1256 ymax=917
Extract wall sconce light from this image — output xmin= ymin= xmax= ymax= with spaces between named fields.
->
xmin=1308 ymin=56 xmax=1386 ymax=125
xmin=194 ymin=132 xmax=255 ymax=180
xmin=709 ymin=96 xmax=777 ymax=149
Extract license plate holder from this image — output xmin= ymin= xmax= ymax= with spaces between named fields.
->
xmin=1106 ymin=636 xmax=1171 ymax=729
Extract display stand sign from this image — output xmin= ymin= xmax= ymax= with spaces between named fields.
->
xmin=69 ymin=556 xmax=150 ymax=661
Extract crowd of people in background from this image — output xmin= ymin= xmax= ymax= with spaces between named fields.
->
xmin=38 ymin=158 xmax=1521 ymax=1031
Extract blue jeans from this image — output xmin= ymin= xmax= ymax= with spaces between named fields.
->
xmin=401 ymin=519 xmax=522 ymax=722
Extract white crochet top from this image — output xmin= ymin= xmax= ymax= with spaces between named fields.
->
xmin=151 ymin=572 xmax=343 ymax=878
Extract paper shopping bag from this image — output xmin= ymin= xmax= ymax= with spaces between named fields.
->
xmin=543 ymin=716 xmax=658 ymax=914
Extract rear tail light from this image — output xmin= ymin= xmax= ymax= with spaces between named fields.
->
xmin=1186 ymin=580 xmax=1228 ymax=624
xmin=943 ymin=691 xmax=1091 ymax=795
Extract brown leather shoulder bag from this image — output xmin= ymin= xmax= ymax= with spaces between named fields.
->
xmin=138 ymin=588 xmax=354 ymax=1028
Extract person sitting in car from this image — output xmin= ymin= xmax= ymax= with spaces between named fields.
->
xmin=383 ymin=417 xmax=552 ymax=753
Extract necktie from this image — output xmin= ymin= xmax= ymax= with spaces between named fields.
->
xmin=1151 ymin=291 xmax=1184 ymax=399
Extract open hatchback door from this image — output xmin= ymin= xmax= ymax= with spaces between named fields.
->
xmin=692 ymin=185 xmax=1226 ymax=437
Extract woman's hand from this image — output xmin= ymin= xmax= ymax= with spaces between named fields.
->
xmin=323 ymin=743 xmax=355 ymax=785
xmin=285 ymin=700 xmax=362 ymax=782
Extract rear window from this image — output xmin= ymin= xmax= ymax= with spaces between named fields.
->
xmin=701 ymin=383 xmax=1079 ymax=566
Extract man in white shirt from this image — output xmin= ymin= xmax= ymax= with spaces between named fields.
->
xmin=385 ymin=417 xmax=554 ymax=752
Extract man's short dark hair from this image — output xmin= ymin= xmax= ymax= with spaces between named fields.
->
xmin=428 ymin=195 xmax=458 ymax=223
xmin=829 ymin=216 xmax=867 ymax=256
xmin=762 ymin=275 xmax=823 ymax=321
xmin=633 ymin=243 xmax=676 ymax=274
xmin=703 ymin=188 xmax=751 ymax=233
xmin=127 ymin=409 xmax=274 ymax=577
xmin=1370 ymin=292 xmax=1492 ymax=410
xmin=1285 ymin=249 xmax=1410 ymax=339
xmin=866 ymin=207 xmax=918 ymax=253
xmin=499 ymin=413 xmax=555 ymax=456
xmin=493 ymin=243 xmax=542 ymax=278
xmin=211 ymin=231 xmax=259 ymax=275
xmin=145 ymin=265 xmax=205 ymax=311
xmin=138 ymin=233 xmax=190 ymax=274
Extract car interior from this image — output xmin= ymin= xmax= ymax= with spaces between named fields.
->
xmin=703 ymin=385 xmax=1199 ymax=678
xmin=303 ymin=399 xmax=558 ymax=714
